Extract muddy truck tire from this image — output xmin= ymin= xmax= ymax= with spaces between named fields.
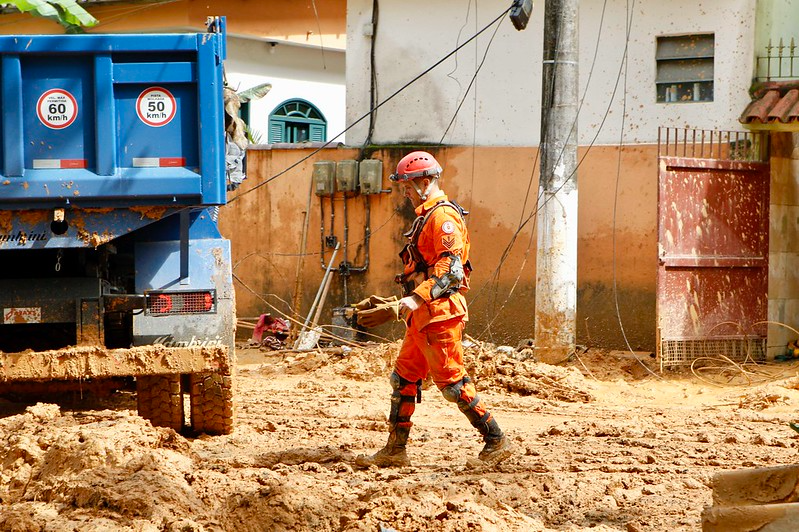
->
xmin=190 ymin=372 xmax=235 ymax=435
xmin=136 ymin=374 xmax=184 ymax=431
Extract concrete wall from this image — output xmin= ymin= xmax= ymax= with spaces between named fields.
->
xmin=768 ymin=133 xmax=799 ymax=358
xmin=220 ymin=144 xmax=658 ymax=350
xmin=755 ymin=0 xmax=799 ymax=58
xmin=346 ymin=0 xmax=756 ymax=147
xmin=224 ymin=37 xmax=346 ymax=144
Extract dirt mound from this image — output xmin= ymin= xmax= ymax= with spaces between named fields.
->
xmin=250 ymin=339 xmax=600 ymax=404
xmin=3 ymin=343 xmax=799 ymax=531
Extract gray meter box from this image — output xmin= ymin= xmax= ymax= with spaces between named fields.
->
xmin=336 ymin=160 xmax=359 ymax=193
xmin=358 ymin=159 xmax=383 ymax=194
xmin=313 ymin=161 xmax=336 ymax=196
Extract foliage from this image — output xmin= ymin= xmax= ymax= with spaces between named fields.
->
xmin=7 ymin=0 xmax=98 ymax=33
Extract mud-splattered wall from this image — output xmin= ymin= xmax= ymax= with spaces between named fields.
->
xmin=220 ymin=145 xmax=658 ymax=350
xmin=768 ymin=133 xmax=799 ymax=358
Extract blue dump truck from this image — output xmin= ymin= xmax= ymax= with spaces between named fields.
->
xmin=0 ymin=19 xmax=236 ymax=434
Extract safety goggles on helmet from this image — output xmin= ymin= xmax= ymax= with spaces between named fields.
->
xmin=389 ymin=151 xmax=442 ymax=182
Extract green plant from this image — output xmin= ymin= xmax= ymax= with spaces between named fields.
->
xmin=8 ymin=0 xmax=98 ymax=33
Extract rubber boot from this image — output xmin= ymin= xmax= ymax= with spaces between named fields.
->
xmin=355 ymin=425 xmax=411 ymax=468
xmin=469 ymin=417 xmax=513 ymax=468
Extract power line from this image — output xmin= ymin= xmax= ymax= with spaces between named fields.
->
xmin=227 ymin=5 xmax=513 ymax=204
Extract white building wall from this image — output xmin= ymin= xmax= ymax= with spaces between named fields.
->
xmin=224 ymin=37 xmax=346 ymax=144
xmin=346 ymin=0 xmax=757 ymax=147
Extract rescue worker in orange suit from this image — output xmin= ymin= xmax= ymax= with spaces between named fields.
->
xmin=354 ymin=151 xmax=513 ymax=468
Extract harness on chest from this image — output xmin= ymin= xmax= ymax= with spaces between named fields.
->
xmin=395 ymin=200 xmax=472 ymax=298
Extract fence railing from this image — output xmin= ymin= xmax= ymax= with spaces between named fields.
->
xmin=658 ymin=127 xmax=769 ymax=163
xmin=756 ymin=38 xmax=799 ymax=81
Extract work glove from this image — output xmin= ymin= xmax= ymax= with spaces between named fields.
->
xmin=353 ymin=294 xmax=398 ymax=312
xmin=356 ymin=300 xmax=401 ymax=328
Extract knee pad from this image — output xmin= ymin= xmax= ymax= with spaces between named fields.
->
xmin=441 ymin=376 xmax=471 ymax=403
xmin=389 ymin=371 xmax=419 ymax=426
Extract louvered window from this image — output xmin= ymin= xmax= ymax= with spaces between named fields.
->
xmin=268 ymin=99 xmax=327 ymax=143
xmin=656 ymin=34 xmax=714 ymax=103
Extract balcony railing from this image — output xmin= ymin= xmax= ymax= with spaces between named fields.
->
xmin=658 ymin=127 xmax=769 ymax=163
xmin=756 ymin=38 xmax=799 ymax=81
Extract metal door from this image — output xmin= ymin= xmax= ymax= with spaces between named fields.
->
xmin=657 ymin=128 xmax=770 ymax=368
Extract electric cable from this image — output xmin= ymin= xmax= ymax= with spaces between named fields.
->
xmin=608 ymin=0 xmax=664 ymax=379
xmin=227 ymin=5 xmax=514 ymax=204
xmin=438 ymin=8 xmax=504 ymax=145
xmin=233 ymin=273 xmax=395 ymax=345
xmin=469 ymin=0 xmax=612 ymax=321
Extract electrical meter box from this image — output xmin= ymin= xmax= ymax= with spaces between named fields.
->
xmin=313 ymin=161 xmax=336 ymax=196
xmin=359 ymin=159 xmax=383 ymax=195
xmin=336 ymin=160 xmax=359 ymax=193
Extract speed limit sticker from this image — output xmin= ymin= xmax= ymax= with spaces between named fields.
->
xmin=136 ymin=87 xmax=176 ymax=127
xmin=37 ymin=89 xmax=78 ymax=129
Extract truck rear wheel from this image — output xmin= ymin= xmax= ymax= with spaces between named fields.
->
xmin=190 ymin=372 xmax=234 ymax=435
xmin=136 ymin=374 xmax=184 ymax=431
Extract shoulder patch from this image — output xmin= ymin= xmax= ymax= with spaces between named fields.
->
xmin=441 ymin=220 xmax=455 ymax=234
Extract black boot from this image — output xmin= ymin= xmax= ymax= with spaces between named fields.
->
xmin=355 ymin=425 xmax=411 ymax=468
xmin=472 ymin=417 xmax=513 ymax=467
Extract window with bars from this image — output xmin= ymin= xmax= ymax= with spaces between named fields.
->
xmin=268 ymin=99 xmax=327 ymax=143
xmin=656 ymin=33 xmax=714 ymax=103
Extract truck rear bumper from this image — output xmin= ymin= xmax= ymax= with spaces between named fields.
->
xmin=0 ymin=345 xmax=232 ymax=382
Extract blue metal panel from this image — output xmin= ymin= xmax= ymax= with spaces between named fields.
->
xmin=23 ymin=56 xmax=95 ymax=167
xmin=113 ymin=62 xmax=197 ymax=84
xmin=197 ymin=34 xmax=225 ymax=205
xmin=0 ymin=34 xmax=200 ymax=53
xmin=0 ymin=29 xmax=226 ymax=208
xmin=116 ymin=84 xmax=199 ymax=170
xmin=134 ymin=237 xmax=231 ymax=292
xmin=0 ymin=171 xmax=201 ymax=204
xmin=2 ymin=55 xmax=22 ymax=176
xmin=0 ymin=207 xmax=182 ymax=250
xmin=95 ymin=55 xmax=116 ymax=176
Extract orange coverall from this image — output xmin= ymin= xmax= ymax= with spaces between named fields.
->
xmin=392 ymin=194 xmax=494 ymax=437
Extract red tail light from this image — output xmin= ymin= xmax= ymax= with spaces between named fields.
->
xmin=146 ymin=291 xmax=216 ymax=315
xmin=151 ymin=293 xmax=173 ymax=314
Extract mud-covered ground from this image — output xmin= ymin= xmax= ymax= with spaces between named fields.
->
xmin=2 ymin=340 xmax=799 ymax=531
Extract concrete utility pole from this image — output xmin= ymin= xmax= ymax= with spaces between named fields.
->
xmin=535 ymin=0 xmax=578 ymax=364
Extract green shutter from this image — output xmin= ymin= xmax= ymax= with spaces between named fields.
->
xmin=269 ymin=121 xmax=284 ymax=143
xmin=309 ymin=124 xmax=325 ymax=142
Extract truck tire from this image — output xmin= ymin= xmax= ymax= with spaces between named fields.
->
xmin=136 ymin=374 xmax=184 ymax=431
xmin=190 ymin=372 xmax=234 ymax=435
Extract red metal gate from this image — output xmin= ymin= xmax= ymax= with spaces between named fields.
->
xmin=657 ymin=128 xmax=770 ymax=369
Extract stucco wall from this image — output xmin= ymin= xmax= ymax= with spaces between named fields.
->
xmin=220 ymin=144 xmax=658 ymax=350
xmin=768 ymin=132 xmax=799 ymax=358
xmin=224 ymin=37 xmax=346 ymax=144
xmin=346 ymin=0 xmax=756 ymax=147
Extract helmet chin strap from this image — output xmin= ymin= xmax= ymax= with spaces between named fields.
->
xmin=411 ymin=176 xmax=438 ymax=201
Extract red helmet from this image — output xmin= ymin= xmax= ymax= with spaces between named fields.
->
xmin=390 ymin=151 xmax=442 ymax=182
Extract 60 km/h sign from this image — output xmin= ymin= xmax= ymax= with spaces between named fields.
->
xmin=37 ymin=89 xmax=78 ymax=130
xmin=136 ymin=87 xmax=176 ymax=127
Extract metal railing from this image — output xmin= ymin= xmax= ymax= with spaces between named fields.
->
xmin=756 ymin=38 xmax=799 ymax=81
xmin=658 ymin=127 xmax=769 ymax=162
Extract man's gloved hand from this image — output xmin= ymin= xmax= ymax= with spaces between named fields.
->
xmin=353 ymin=294 xmax=398 ymax=312
xmin=356 ymin=299 xmax=401 ymax=328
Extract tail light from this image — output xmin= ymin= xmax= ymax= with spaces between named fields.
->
xmin=145 ymin=290 xmax=216 ymax=315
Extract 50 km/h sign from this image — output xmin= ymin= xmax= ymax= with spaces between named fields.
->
xmin=136 ymin=87 xmax=176 ymax=127
xmin=37 ymin=89 xmax=78 ymax=129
